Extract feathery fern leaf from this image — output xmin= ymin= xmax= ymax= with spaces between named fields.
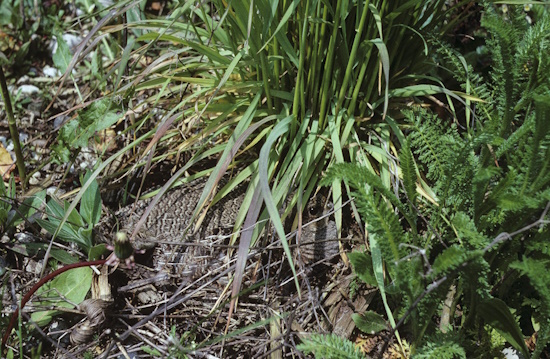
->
xmin=296 ymin=333 xmax=367 ymax=359
xmin=358 ymin=189 xmax=406 ymax=264
xmin=323 ymin=163 xmax=412 ymax=266
xmin=322 ymin=163 xmax=415 ymax=228
xmin=452 ymin=212 xmax=490 ymax=250
xmin=528 ymin=94 xmax=550 ymax=192
xmin=431 ymin=245 xmax=470 ymax=278
xmin=482 ymin=6 xmax=524 ymax=136
xmin=405 ymin=109 xmax=453 ymax=185
xmin=415 ymin=340 xmax=466 ymax=359
xmin=400 ymin=139 xmax=418 ymax=214
xmin=405 ymin=108 xmax=475 ymax=212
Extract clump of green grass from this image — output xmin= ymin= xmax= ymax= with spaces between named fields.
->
xmin=35 ymin=0 xmax=479 ymax=356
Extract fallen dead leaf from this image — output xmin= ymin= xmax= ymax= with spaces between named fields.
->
xmin=94 ymin=128 xmax=117 ymax=153
xmin=0 ymin=144 xmax=16 ymax=180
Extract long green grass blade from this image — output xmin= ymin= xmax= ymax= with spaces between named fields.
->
xmin=258 ymin=115 xmax=301 ymax=297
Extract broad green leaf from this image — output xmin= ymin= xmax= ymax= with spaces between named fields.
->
xmin=77 ymin=227 xmax=93 ymax=249
xmin=348 ymin=251 xmax=377 ymax=287
xmin=13 ymin=41 xmax=31 ymax=66
xmin=36 ymin=218 xmax=78 ymax=242
xmin=0 ymin=51 xmax=7 ymax=66
xmin=0 ymin=208 xmax=7 ymax=226
xmin=88 ymin=244 xmax=108 ymax=261
xmin=52 ymin=34 xmax=72 ymax=73
xmin=478 ymin=298 xmax=529 ymax=358
xmin=44 ymin=198 xmax=65 ymax=219
xmin=49 ymin=249 xmax=79 ymax=264
xmin=36 ymin=201 xmax=91 ymax=251
xmin=352 ymin=311 xmax=388 ymax=334
xmin=80 ymin=171 xmax=102 ymax=226
xmin=63 ymin=201 xmax=86 ymax=228
xmin=46 ymin=128 xmax=151 ymax=274
xmin=0 ymin=1 xmax=15 ymax=26
xmin=30 ymin=266 xmax=92 ymax=326
xmin=0 ymin=174 xmax=7 ymax=198
xmin=58 ymin=98 xmax=123 ymax=152
xmin=6 ymin=243 xmax=76 ymax=264
xmin=9 ymin=190 xmax=47 ymax=227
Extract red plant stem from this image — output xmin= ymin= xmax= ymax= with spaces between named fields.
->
xmin=1 ymin=260 xmax=106 ymax=351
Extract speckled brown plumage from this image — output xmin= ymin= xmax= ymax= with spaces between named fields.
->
xmin=111 ymin=178 xmax=244 ymax=248
xmin=296 ymin=214 xmax=339 ymax=264
xmin=98 ymin=178 xmax=339 ymax=276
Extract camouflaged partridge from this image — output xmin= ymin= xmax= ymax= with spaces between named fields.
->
xmin=97 ymin=178 xmax=340 ymax=274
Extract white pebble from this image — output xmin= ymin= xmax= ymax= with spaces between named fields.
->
xmin=43 ymin=65 xmax=61 ymax=78
xmin=17 ymin=85 xmax=40 ymax=95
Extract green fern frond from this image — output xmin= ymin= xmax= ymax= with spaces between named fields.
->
xmin=415 ymin=340 xmax=466 ymax=359
xmin=296 ymin=333 xmax=367 ymax=359
xmin=405 ymin=109 xmax=454 ymax=185
xmin=494 ymin=115 xmax=535 ymax=159
xmin=405 ymin=109 xmax=475 ymax=212
xmin=322 ymin=163 xmax=408 ymax=263
xmin=322 ymin=163 xmax=414 ymax=227
xmin=532 ymin=94 xmax=550 ymax=147
xmin=472 ymin=165 xmax=500 ymax=223
xmin=515 ymin=15 xmax=550 ymax=106
xmin=528 ymin=94 xmax=550 ymax=192
xmin=452 ymin=212 xmax=490 ymax=250
xmin=482 ymin=6 xmax=525 ymax=135
xmin=400 ymin=139 xmax=418 ymax=212
xmin=526 ymin=228 xmax=550 ymax=256
xmin=476 ymin=168 xmax=519 ymax=227
xmin=509 ymin=257 xmax=550 ymax=358
xmin=510 ymin=258 xmax=550 ymax=305
xmin=532 ymin=187 xmax=550 ymax=208
xmin=461 ymin=255 xmax=492 ymax=300
xmin=431 ymin=245 xmax=470 ymax=278
xmin=430 ymin=37 xmax=493 ymax=109
xmin=318 ymin=8 xmax=550 ymax=355
xmin=430 ymin=39 xmax=495 ymax=131
xmin=321 ymin=163 xmax=397 ymax=206
xmin=356 ymin=187 xmax=406 ymax=263
xmin=482 ymin=4 xmax=550 ymax=138
xmin=532 ymin=324 xmax=550 ymax=359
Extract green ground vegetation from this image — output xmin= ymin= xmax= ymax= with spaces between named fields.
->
xmin=1 ymin=0 xmax=549 ymax=357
